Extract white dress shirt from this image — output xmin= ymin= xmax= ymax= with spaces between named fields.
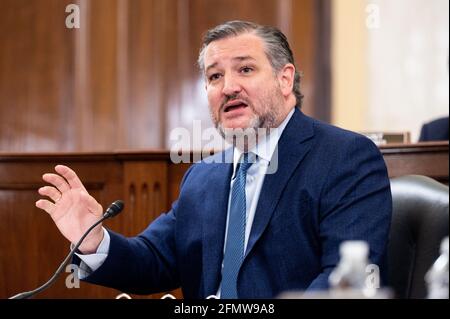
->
xmin=76 ymin=108 xmax=295 ymax=292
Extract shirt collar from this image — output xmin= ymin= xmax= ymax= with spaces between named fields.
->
xmin=232 ymin=108 xmax=295 ymax=178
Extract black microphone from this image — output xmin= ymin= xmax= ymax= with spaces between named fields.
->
xmin=9 ymin=200 xmax=125 ymax=299
xmin=103 ymin=199 xmax=124 ymax=219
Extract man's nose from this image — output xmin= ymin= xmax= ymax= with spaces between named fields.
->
xmin=222 ymin=74 xmax=242 ymax=96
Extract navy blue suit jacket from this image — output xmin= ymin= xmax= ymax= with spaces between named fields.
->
xmin=82 ymin=108 xmax=392 ymax=298
xmin=419 ymin=117 xmax=449 ymax=142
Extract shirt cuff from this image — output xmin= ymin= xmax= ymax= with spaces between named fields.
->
xmin=72 ymin=227 xmax=110 ymax=278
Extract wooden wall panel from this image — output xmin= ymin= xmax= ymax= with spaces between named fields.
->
xmin=123 ymin=161 xmax=168 ymax=235
xmin=0 ymin=0 xmax=329 ymax=152
xmin=0 ymin=157 xmax=125 ymax=298
xmin=289 ymin=0 xmax=331 ymax=121
xmin=81 ymin=0 xmax=120 ymax=150
xmin=0 ymin=0 xmax=76 ymax=151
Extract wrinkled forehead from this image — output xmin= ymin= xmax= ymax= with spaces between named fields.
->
xmin=203 ymin=33 xmax=269 ymax=71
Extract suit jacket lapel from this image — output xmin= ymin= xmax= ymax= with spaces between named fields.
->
xmin=202 ymin=148 xmax=233 ymax=297
xmin=244 ymin=109 xmax=315 ymax=259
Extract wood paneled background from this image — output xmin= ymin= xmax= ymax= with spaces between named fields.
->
xmin=0 ymin=0 xmax=330 ymax=152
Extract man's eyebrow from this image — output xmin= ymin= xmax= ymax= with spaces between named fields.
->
xmin=205 ymin=56 xmax=256 ymax=74
xmin=205 ymin=62 xmax=218 ymax=74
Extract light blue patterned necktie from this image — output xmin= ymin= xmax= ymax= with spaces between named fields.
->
xmin=221 ymin=153 xmax=253 ymax=299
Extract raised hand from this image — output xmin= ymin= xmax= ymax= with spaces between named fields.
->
xmin=36 ymin=165 xmax=104 ymax=254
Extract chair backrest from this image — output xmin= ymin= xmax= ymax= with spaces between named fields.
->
xmin=388 ymin=175 xmax=449 ymax=298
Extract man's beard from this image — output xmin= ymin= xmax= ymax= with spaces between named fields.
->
xmin=209 ymin=84 xmax=283 ymax=150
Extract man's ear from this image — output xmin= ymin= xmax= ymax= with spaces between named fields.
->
xmin=278 ymin=64 xmax=295 ymax=97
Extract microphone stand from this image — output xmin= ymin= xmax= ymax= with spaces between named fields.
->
xmin=9 ymin=200 xmax=124 ymax=299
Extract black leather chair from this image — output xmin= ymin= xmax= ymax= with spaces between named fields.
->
xmin=388 ymin=175 xmax=449 ymax=298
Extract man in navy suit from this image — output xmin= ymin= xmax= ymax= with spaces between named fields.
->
xmin=36 ymin=21 xmax=392 ymax=298
xmin=419 ymin=117 xmax=449 ymax=142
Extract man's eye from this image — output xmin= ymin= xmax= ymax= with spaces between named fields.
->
xmin=209 ymin=73 xmax=221 ymax=81
xmin=240 ymin=67 xmax=253 ymax=74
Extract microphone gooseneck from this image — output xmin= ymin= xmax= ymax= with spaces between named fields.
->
xmin=9 ymin=200 xmax=124 ymax=299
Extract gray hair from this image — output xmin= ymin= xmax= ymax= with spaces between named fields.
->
xmin=198 ymin=20 xmax=304 ymax=107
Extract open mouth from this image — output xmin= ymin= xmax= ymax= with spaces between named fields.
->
xmin=223 ymin=101 xmax=248 ymax=113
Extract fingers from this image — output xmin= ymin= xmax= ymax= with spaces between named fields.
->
xmin=55 ymin=165 xmax=86 ymax=191
xmin=42 ymin=173 xmax=70 ymax=193
xmin=36 ymin=199 xmax=55 ymax=215
xmin=41 ymin=165 xmax=86 ymax=194
xmin=38 ymin=165 xmax=99 ymax=216
xmin=38 ymin=186 xmax=61 ymax=203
